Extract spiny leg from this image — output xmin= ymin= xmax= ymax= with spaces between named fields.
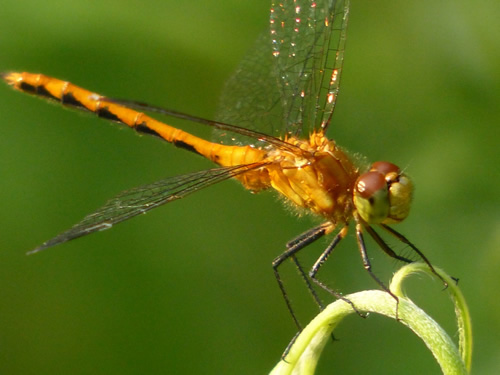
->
xmin=308 ymin=225 xmax=365 ymax=317
xmin=380 ymin=224 xmax=451 ymax=287
xmin=290 ymin=255 xmax=325 ymax=311
xmin=356 ymin=223 xmax=399 ymax=320
xmin=364 ymin=225 xmax=413 ymax=264
xmin=356 ymin=223 xmax=402 ymax=320
xmin=272 ymin=223 xmax=331 ymax=331
xmin=285 ymin=224 xmax=330 ymax=248
xmin=280 ymin=256 xmax=330 ymax=361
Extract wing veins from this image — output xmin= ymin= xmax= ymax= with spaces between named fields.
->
xmin=29 ymin=162 xmax=270 ymax=254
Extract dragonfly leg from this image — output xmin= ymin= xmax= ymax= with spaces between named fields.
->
xmin=272 ymin=223 xmax=330 ymax=331
xmin=290 ymin=255 xmax=325 ymax=311
xmin=308 ymin=225 xmax=365 ymax=317
xmin=356 ymin=223 xmax=401 ymax=320
xmin=380 ymin=224 xmax=451 ymax=287
xmin=364 ymin=225 xmax=413 ymax=264
xmin=285 ymin=223 xmax=330 ymax=248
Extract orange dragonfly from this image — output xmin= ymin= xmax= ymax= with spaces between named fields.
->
xmin=2 ymin=0 xmax=443 ymax=327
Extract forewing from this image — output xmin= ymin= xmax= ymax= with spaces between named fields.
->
xmin=29 ymin=163 xmax=266 ymax=254
xmin=270 ymin=0 xmax=349 ymax=136
xmin=215 ymin=0 xmax=349 ymax=143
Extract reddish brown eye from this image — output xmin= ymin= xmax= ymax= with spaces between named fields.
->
xmin=355 ymin=171 xmax=386 ymax=199
xmin=370 ymin=161 xmax=400 ymax=175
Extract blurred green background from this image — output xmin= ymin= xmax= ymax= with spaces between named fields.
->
xmin=0 ymin=0 xmax=498 ymax=373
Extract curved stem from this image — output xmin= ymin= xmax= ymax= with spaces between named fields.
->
xmin=391 ymin=262 xmax=473 ymax=371
xmin=270 ymin=263 xmax=472 ymax=375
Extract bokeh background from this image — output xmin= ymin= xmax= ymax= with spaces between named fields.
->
xmin=0 ymin=0 xmax=498 ymax=373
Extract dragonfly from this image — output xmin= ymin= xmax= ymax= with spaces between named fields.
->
xmin=2 ymin=0 xmax=444 ymax=328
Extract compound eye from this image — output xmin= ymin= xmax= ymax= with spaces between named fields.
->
xmin=355 ymin=171 xmax=386 ymax=199
xmin=370 ymin=161 xmax=400 ymax=184
xmin=370 ymin=161 xmax=400 ymax=175
xmin=354 ymin=171 xmax=390 ymax=224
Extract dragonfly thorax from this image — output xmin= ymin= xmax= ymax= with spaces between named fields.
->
xmin=264 ymin=132 xmax=360 ymax=223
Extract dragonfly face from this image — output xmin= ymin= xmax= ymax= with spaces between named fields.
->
xmin=354 ymin=161 xmax=413 ymax=225
xmin=2 ymin=0 xmax=444 ymax=329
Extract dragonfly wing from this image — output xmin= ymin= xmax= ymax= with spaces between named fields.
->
xmin=215 ymin=32 xmax=281 ymax=145
xmin=216 ymin=0 xmax=349 ymax=143
xmin=270 ymin=0 xmax=349 ymax=136
xmin=30 ymin=163 xmax=267 ymax=254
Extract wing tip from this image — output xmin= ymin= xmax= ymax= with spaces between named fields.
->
xmin=1 ymin=71 xmax=20 ymax=85
xmin=26 ymin=245 xmax=48 ymax=255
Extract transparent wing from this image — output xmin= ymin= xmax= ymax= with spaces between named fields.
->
xmin=216 ymin=0 xmax=349 ymax=143
xmin=29 ymin=163 xmax=267 ymax=254
xmin=271 ymin=0 xmax=349 ymax=136
xmin=215 ymin=32 xmax=281 ymax=145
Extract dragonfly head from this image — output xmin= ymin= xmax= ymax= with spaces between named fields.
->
xmin=353 ymin=161 xmax=413 ymax=224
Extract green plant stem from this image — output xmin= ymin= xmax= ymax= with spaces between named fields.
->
xmin=270 ymin=263 xmax=472 ymax=375
xmin=391 ymin=262 xmax=473 ymax=371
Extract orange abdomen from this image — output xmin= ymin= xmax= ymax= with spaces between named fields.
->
xmin=3 ymin=72 xmax=271 ymax=191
